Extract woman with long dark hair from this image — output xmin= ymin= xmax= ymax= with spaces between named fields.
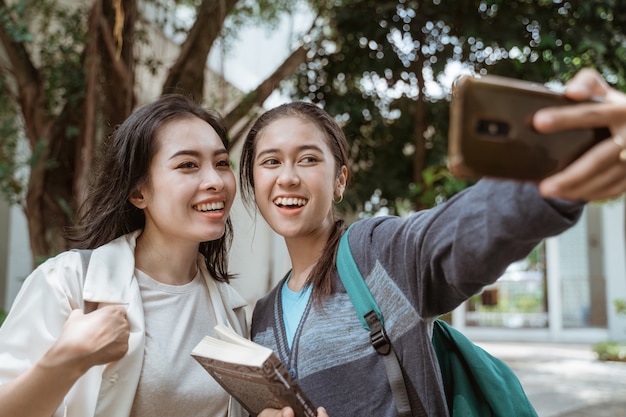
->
xmin=245 ymin=68 xmax=626 ymax=417
xmin=0 ymin=94 xmax=248 ymax=417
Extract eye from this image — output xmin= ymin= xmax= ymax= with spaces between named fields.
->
xmin=216 ymin=158 xmax=232 ymax=168
xmin=177 ymin=161 xmax=198 ymax=169
xmin=260 ymin=158 xmax=280 ymax=166
xmin=300 ymin=155 xmax=320 ymax=164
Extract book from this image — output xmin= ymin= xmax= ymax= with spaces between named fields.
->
xmin=191 ymin=324 xmax=317 ymax=417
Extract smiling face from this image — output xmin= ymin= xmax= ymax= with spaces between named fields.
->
xmin=252 ymin=116 xmax=347 ymax=240
xmin=130 ymin=116 xmax=236 ymax=246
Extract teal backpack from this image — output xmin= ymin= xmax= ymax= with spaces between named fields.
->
xmin=336 ymin=226 xmax=538 ymax=417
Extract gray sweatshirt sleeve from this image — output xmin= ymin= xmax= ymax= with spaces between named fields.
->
xmin=348 ymin=179 xmax=584 ymax=318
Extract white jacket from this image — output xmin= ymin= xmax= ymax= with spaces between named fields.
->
xmin=0 ymin=231 xmax=248 ymax=417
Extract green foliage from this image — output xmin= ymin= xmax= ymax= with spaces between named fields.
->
xmin=144 ymin=0 xmax=298 ymax=49
xmin=0 ymin=0 xmax=88 ymax=206
xmin=474 ymin=293 xmax=544 ymax=314
xmin=593 ymin=342 xmax=626 ymax=362
xmin=3 ymin=0 xmax=88 ymax=114
xmin=409 ymin=166 xmax=472 ymax=209
xmin=1 ymin=0 xmax=310 ymax=260
xmin=286 ymin=0 xmax=626 ymax=212
xmin=0 ymin=1 xmax=31 ymax=42
xmin=35 ymin=1 xmax=88 ymax=114
xmin=228 ymin=0 xmax=297 ymax=28
xmin=593 ymin=299 xmax=626 ymax=362
xmin=0 ymin=76 xmax=24 ymax=205
xmin=0 ymin=309 xmax=5 ymax=327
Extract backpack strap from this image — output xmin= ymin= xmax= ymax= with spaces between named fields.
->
xmin=337 ymin=227 xmax=538 ymax=417
xmin=337 ymin=225 xmax=424 ymax=417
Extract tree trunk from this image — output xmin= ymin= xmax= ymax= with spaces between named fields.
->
xmin=225 ymin=17 xmax=318 ymax=145
xmin=162 ymin=0 xmax=240 ymax=101
xmin=0 ymin=0 xmax=137 ymax=264
xmin=74 ymin=0 xmax=136 ymax=208
xmin=26 ymin=104 xmax=85 ymax=262
xmin=1 ymin=0 xmax=304 ymax=265
xmin=99 ymin=0 xmax=137 ymax=136
xmin=226 ymin=45 xmax=308 ymax=147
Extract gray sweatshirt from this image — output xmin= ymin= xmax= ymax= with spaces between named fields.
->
xmin=251 ymin=179 xmax=583 ymax=417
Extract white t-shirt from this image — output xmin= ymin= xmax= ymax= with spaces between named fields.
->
xmin=130 ymin=269 xmax=228 ymax=417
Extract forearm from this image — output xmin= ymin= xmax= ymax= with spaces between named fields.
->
xmin=0 ymin=351 xmax=85 ymax=417
xmin=419 ymin=179 xmax=583 ymax=312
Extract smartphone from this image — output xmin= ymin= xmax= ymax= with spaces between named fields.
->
xmin=448 ymin=74 xmax=609 ymax=181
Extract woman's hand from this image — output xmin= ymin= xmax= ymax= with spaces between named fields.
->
xmin=258 ymin=406 xmax=329 ymax=417
xmin=534 ymin=68 xmax=626 ymax=201
xmin=0 ymin=305 xmax=130 ymax=417
xmin=42 ymin=305 xmax=130 ymax=374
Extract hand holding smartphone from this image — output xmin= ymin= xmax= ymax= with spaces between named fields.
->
xmin=448 ymin=74 xmax=609 ymax=181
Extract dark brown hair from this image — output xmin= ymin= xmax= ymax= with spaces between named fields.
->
xmin=71 ymin=94 xmax=234 ymax=282
xmin=239 ymin=101 xmax=351 ymax=297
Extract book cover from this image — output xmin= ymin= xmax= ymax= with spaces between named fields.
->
xmin=191 ymin=324 xmax=317 ymax=417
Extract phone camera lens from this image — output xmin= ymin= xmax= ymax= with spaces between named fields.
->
xmin=476 ymin=119 xmax=510 ymax=139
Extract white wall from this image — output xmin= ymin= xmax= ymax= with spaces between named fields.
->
xmin=0 ymin=198 xmax=8 ymax=309
xmin=2 ymin=205 xmax=32 ymax=310
xmin=603 ymin=199 xmax=626 ymax=341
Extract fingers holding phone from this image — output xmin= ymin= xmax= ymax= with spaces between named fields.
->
xmin=448 ymin=73 xmax=607 ymax=181
xmin=534 ymin=70 xmax=626 ymax=133
xmin=448 ymin=68 xmax=626 ymax=201
xmin=533 ymin=68 xmax=626 ymax=201
xmin=539 ymin=135 xmax=626 ymax=201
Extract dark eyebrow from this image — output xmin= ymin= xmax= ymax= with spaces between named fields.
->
xmin=255 ymin=144 xmax=324 ymax=159
xmin=169 ymin=148 xmax=229 ymax=160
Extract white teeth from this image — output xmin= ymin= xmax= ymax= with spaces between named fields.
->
xmin=273 ymin=197 xmax=307 ymax=207
xmin=194 ymin=201 xmax=225 ymax=212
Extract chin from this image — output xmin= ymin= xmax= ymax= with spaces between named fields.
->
xmin=273 ymin=225 xmax=305 ymax=239
xmin=198 ymin=229 xmax=226 ymax=243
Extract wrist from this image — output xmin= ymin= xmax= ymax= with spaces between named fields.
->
xmin=39 ymin=343 xmax=91 ymax=380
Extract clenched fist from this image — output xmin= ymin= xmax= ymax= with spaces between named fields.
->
xmin=41 ymin=305 xmax=130 ymax=375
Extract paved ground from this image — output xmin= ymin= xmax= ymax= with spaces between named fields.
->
xmin=478 ymin=341 xmax=626 ymax=417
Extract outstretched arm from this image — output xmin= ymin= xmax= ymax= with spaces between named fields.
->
xmin=535 ymin=68 xmax=626 ymax=201
xmin=0 ymin=305 xmax=129 ymax=417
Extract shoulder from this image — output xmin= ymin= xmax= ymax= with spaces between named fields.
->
xmin=347 ymin=217 xmax=400 ymax=242
xmin=345 ymin=215 xmax=421 ymax=255
xmin=10 ymin=250 xmax=86 ymax=312
xmin=251 ymin=279 xmax=283 ymax=326
xmin=213 ymin=279 xmax=248 ymax=309
xmin=254 ymin=282 xmax=280 ymax=312
xmin=33 ymin=250 xmax=86 ymax=283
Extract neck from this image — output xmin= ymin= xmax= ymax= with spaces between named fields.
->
xmin=134 ymin=230 xmax=199 ymax=285
xmin=284 ymin=225 xmax=333 ymax=292
xmin=287 ymin=263 xmax=316 ymax=292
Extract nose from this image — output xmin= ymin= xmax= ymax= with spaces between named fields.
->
xmin=276 ymin=164 xmax=300 ymax=187
xmin=200 ymin=167 xmax=225 ymax=191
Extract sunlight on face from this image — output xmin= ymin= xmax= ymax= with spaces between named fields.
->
xmin=132 ymin=116 xmax=236 ymax=246
xmin=252 ymin=116 xmax=343 ymax=240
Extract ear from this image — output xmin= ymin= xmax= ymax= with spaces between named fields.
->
xmin=334 ymin=165 xmax=348 ymax=197
xmin=129 ymin=187 xmax=147 ymax=209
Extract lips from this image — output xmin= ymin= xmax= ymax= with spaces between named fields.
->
xmin=273 ymin=197 xmax=308 ymax=207
xmin=193 ymin=201 xmax=225 ymax=212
